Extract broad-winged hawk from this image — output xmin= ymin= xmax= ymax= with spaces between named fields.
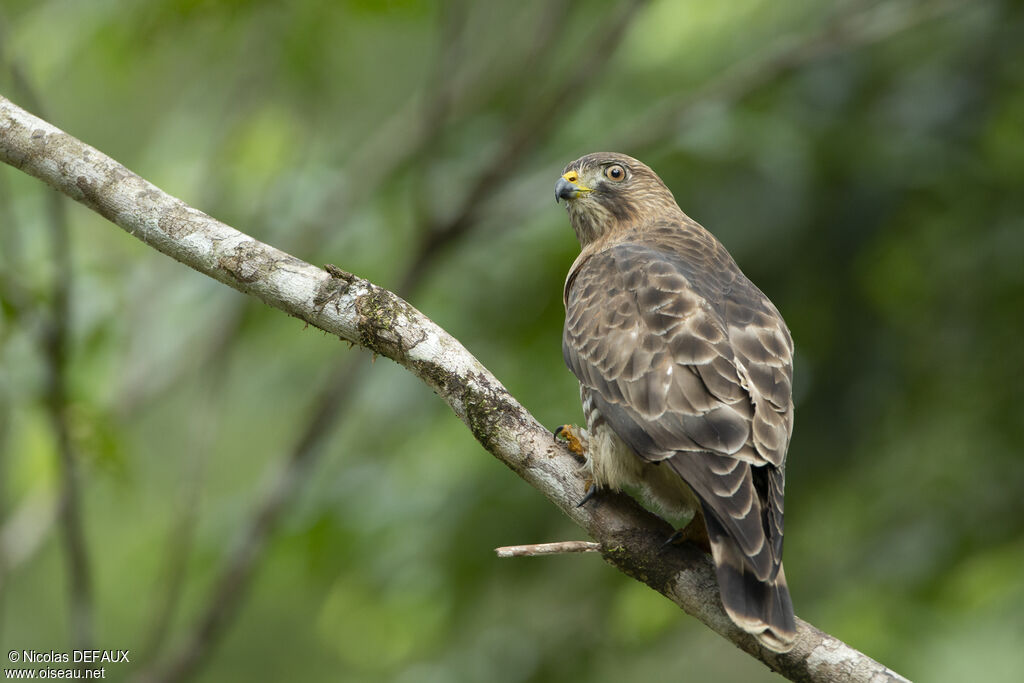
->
xmin=555 ymin=152 xmax=796 ymax=652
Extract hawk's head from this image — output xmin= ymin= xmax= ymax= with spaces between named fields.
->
xmin=555 ymin=152 xmax=681 ymax=246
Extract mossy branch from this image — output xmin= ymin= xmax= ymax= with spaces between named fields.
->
xmin=0 ymin=95 xmax=908 ymax=683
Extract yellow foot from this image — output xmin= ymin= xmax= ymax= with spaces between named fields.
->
xmin=554 ymin=424 xmax=587 ymax=462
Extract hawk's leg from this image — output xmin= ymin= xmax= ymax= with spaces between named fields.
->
xmin=662 ymin=507 xmax=712 ymax=554
xmin=553 ymin=424 xmax=588 ymax=461
xmin=554 ymin=424 xmax=600 ymax=506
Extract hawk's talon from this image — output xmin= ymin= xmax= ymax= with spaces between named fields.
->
xmin=576 ymin=482 xmax=599 ymax=508
xmin=661 ymin=529 xmax=685 ymax=548
xmin=661 ymin=518 xmax=711 ymax=553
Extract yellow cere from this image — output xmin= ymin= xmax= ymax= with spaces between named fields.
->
xmin=562 ymin=170 xmax=593 ymax=192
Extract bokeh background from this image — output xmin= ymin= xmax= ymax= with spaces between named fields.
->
xmin=2 ymin=1 xmax=1023 ymax=681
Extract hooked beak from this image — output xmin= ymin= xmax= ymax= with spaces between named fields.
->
xmin=555 ymin=177 xmax=578 ymax=203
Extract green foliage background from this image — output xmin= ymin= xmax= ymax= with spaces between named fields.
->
xmin=2 ymin=1 xmax=1023 ymax=681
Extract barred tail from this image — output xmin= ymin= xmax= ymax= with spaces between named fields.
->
xmin=705 ymin=506 xmax=797 ymax=652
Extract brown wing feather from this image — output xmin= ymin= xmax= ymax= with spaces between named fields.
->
xmin=563 ymin=223 xmax=793 ymax=466
xmin=563 ymin=220 xmax=795 ymax=650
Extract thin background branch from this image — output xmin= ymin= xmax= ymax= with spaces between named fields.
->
xmin=399 ymin=0 xmax=649 ymax=294
xmin=41 ymin=143 xmax=94 ymax=658
xmin=137 ymin=356 xmax=366 ymax=683
xmin=0 ymin=27 xmax=94 ymax=654
xmin=495 ymin=541 xmax=601 ymax=558
xmin=616 ymin=0 xmax=962 ymax=151
xmin=138 ymin=362 xmax=227 ymax=662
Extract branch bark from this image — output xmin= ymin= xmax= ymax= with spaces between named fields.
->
xmin=0 ymin=95 xmax=909 ymax=683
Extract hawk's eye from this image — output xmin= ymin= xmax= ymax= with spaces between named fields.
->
xmin=605 ymin=164 xmax=626 ymax=181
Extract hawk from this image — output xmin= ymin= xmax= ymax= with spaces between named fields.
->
xmin=554 ymin=152 xmax=796 ymax=652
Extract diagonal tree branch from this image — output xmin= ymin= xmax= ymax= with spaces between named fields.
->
xmin=138 ymin=4 xmax=649 ymax=679
xmin=0 ymin=96 xmax=909 ymax=683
